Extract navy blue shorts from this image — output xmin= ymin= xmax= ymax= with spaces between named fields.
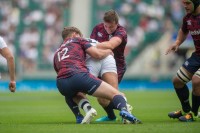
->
xmin=182 ymin=52 xmax=200 ymax=74
xmin=56 ymin=72 xmax=102 ymax=99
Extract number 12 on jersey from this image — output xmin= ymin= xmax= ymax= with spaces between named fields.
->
xmin=57 ymin=47 xmax=69 ymax=61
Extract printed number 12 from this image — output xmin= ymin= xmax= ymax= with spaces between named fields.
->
xmin=57 ymin=48 xmax=69 ymax=61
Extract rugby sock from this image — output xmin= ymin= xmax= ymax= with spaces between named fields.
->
xmin=65 ymin=97 xmax=82 ymax=117
xmin=191 ymin=93 xmax=200 ymax=116
xmin=78 ymin=99 xmax=92 ymax=113
xmin=111 ymin=95 xmax=127 ymax=111
xmin=175 ymin=85 xmax=191 ymax=113
xmin=103 ymin=102 xmax=116 ymax=119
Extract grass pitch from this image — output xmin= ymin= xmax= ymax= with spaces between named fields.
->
xmin=0 ymin=90 xmax=199 ymax=133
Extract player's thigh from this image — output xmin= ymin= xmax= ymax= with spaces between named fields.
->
xmin=92 ymin=81 xmax=120 ymax=100
xmin=102 ymin=72 xmax=118 ymax=89
xmin=174 ymin=53 xmax=200 ymax=86
xmin=101 ymin=55 xmax=118 ymax=88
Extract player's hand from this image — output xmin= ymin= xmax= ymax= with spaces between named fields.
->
xmin=9 ymin=81 xmax=16 ymax=92
xmin=165 ymin=43 xmax=179 ymax=55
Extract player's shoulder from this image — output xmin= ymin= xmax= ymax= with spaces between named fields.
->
xmin=115 ymin=25 xmax=127 ymax=36
xmin=94 ymin=23 xmax=104 ymax=29
xmin=183 ymin=13 xmax=193 ymax=20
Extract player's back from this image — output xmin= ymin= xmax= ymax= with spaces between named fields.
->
xmin=53 ymin=37 xmax=89 ymax=79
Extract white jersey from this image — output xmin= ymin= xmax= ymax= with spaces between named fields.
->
xmin=0 ymin=36 xmax=7 ymax=49
xmin=85 ymin=38 xmax=117 ymax=77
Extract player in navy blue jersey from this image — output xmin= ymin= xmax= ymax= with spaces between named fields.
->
xmin=166 ymin=0 xmax=200 ymax=122
xmin=90 ymin=9 xmax=132 ymax=122
xmin=53 ymin=26 xmax=141 ymax=124
xmin=0 ymin=36 xmax=16 ymax=92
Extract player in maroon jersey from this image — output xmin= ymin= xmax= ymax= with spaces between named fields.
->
xmin=166 ymin=0 xmax=200 ymax=122
xmin=53 ymin=26 xmax=141 ymax=124
xmin=90 ymin=9 xmax=132 ymax=122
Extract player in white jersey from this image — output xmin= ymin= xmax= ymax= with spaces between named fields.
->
xmin=85 ymin=38 xmax=117 ymax=78
xmin=0 ymin=36 xmax=16 ymax=92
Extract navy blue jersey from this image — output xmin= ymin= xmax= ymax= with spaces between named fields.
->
xmin=182 ymin=14 xmax=200 ymax=55
xmin=53 ymin=37 xmax=92 ymax=79
xmin=90 ymin=23 xmax=127 ymax=82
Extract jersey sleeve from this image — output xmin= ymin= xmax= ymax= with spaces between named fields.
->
xmin=114 ymin=28 xmax=127 ymax=41
xmin=0 ymin=36 xmax=7 ymax=49
xmin=181 ymin=15 xmax=189 ymax=33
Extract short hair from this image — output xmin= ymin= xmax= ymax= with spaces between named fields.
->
xmin=62 ymin=26 xmax=82 ymax=40
xmin=103 ymin=9 xmax=119 ymax=24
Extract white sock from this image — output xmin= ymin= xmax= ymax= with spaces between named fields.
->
xmin=123 ymin=96 xmax=127 ymax=102
xmin=78 ymin=99 xmax=91 ymax=113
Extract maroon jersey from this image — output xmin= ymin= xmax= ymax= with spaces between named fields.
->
xmin=53 ymin=37 xmax=92 ymax=79
xmin=90 ymin=23 xmax=127 ymax=82
xmin=182 ymin=14 xmax=200 ymax=55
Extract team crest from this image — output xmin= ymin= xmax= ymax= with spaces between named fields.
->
xmin=97 ymin=32 xmax=103 ymax=37
xmin=187 ymin=20 xmax=191 ymax=26
xmin=109 ymin=34 xmax=113 ymax=40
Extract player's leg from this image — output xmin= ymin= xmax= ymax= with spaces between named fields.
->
xmin=65 ymin=97 xmax=84 ymax=123
xmin=169 ymin=53 xmax=200 ymax=122
xmin=179 ymin=73 xmax=200 ymax=122
xmin=72 ymin=92 xmax=97 ymax=124
xmin=96 ymin=55 xmax=119 ymax=121
xmin=168 ymin=66 xmax=193 ymax=119
xmin=91 ymin=80 xmax=141 ymax=124
xmin=96 ymin=72 xmax=118 ymax=121
xmin=191 ymin=74 xmax=200 ymax=116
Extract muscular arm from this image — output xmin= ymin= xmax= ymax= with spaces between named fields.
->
xmin=166 ymin=29 xmax=188 ymax=55
xmin=96 ymin=36 xmax=122 ymax=50
xmin=86 ymin=46 xmax=112 ymax=60
xmin=175 ymin=29 xmax=188 ymax=46
xmin=0 ymin=47 xmax=15 ymax=82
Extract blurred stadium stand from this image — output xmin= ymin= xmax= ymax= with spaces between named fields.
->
xmin=0 ymin=0 xmax=194 ymax=82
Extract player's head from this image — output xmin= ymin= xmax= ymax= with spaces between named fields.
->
xmin=182 ymin=0 xmax=200 ymax=14
xmin=62 ymin=26 xmax=83 ymax=40
xmin=191 ymin=0 xmax=200 ymax=11
xmin=103 ymin=9 xmax=119 ymax=34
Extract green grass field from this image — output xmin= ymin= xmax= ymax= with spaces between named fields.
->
xmin=0 ymin=90 xmax=199 ymax=133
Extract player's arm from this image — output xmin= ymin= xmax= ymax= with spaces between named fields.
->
xmin=0 ymin=47 xmax=16 ymax=92
xmin=96 ymin=36 xmax=122 ymax=50
xmin=165 ymin=29 xmax=188 ymax=55
xmin=86 ymin=46 xmax=113 ymax=60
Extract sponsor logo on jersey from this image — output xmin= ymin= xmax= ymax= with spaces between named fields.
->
xmin=184 ymin=61 xmax=189 ymax=66
xmin=189 ymin=29 xmax=200 ymax=35
xmin=109 ymin=34 xmax=113 ymax=40
xmin=97 ymin=32 xmax=103 ymax=37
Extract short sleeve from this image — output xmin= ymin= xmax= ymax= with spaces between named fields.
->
xmin=0 ymin=36 xmax=7 ymax=49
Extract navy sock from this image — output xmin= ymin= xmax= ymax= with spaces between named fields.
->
xmin=65 ymin=97 xmax=82 ymax=117
xmin=103 ymin=102 xmax=116 ymax=119
xmin=191 ymin=93 xmax=200 ymax=116
xmin=111 ymin=95 xmax=127 ymax=111
xmin=175 ymin=85 xmax=191 ymax=113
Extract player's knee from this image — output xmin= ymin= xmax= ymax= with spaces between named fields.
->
xmin=173 ymin=67 xmax=191 ymax=88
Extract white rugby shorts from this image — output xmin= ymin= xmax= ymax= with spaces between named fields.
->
xmin=86 ymin=55 xmax=117 ymax=77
